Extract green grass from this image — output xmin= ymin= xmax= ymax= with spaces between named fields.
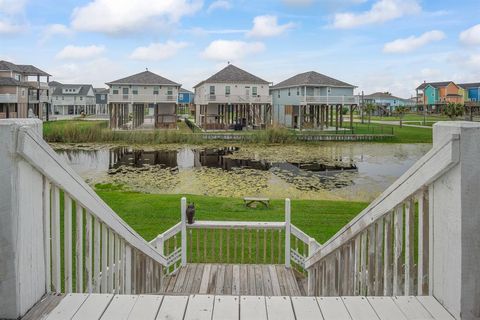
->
xmin=357 ymin=114 xmax=449 ymax=122
xmin=346 ymin=122 xmax=432 ymax=143
xmin=43 ymin=119 xmax=432 ymax=144
xmin=95 ymin=187 xmax=368 ymax=245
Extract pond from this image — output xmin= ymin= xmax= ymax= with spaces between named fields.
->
xmin=56 ymin=143 xmax=431 ymax=201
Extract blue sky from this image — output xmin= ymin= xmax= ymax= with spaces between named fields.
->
xmin=1 ymin=0 xmax=479 ymax=97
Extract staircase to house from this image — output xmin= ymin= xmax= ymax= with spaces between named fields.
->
xmin=1 ymin=119 xmax=479 ymax=320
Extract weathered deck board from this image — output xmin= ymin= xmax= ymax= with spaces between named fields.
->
xmin=161 ymin=264 xmax=305 ymax=296
xmin=37 ymin=293 xmax=453 ymax=320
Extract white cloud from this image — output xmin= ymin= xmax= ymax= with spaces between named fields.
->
xmin=207 ymin=0 xmax=231 ymax=13
xmin=56 ymin=45 xmax=106 ymax=60
xmin=202 ymin=40 xmax=265 ymax=61
xmin=0 ymin=0 xmax=27 ymax=14
xmin=71 ymin=0 xmax=203 ymax=34
xmin=130 ymin=41 xmax=189 ymax=61
xmin=247 ymin=15 xmax=295 ymax=38
xmin=0 ymin=20 xmax=21 ymax=33
xmin=186 ymin=27 xmax=248 ymax=36
xmin=39 ymin=24 xmax=72 ymax=44
xmin=332 ymin=0 xmax=421 ymax=29
xmin=383 ymin=30 xmax=445 ymax=53
xmin=459 ymin=24 xmax=480 ymax=46
xmin=282 ymin=0 xmax=314 ymax=6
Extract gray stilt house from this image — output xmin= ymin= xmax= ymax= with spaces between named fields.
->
xmin=107 ymin=71 xmax=181 ymax=129
xmin=270 ymin=71 xmax=357 ymax=130
xmin=194 ymin=64 xmax=272 ymax=130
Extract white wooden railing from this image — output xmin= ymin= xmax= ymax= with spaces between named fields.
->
xmin=304 ymin=130 xmax=461 ymax=296
xmin=15 ymin=123 xmax=169 ymax=295
xmin=302 ymin=95 xmax=359 ymax=105
xmin=150 ymin=198 xmax=321 ymax=275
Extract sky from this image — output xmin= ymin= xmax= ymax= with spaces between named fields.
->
xmin=1 ymin=0 xmax=479 ymax=97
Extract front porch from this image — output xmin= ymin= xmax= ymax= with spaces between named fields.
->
xmin=198 ymin=103 xmax=271 ymax=130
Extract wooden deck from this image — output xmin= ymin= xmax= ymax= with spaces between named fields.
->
xmin=161 ymin=264 xmax=306 ymax=296
xmin=28 ymin=293 xmax=454 ymax=320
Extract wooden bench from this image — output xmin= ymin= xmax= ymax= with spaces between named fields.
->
xmin=244 ymin=197 xmax=270 ymax=208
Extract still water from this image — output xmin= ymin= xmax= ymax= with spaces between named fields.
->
xmin=57 ymin=143 xmax=431 ymax=201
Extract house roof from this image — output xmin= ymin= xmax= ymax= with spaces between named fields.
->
xmin=52 ymin=84 xmax=94 ymax=96
xmin=416 ymin=81 xmax=454 ymax=90
xmin=180 ymin=88 xmax=193 ymax=94
xmin=94 ymin=87 xmax=109 ymax=94
xmin=363 ymin=92 xmax=407 ymax=101
xmin=106 ymin=71 xmax=180 ymax=86
xmin=194 ymin=64 xmax=269 ymax=88
xmin=0 ymin=77 xmax=30 ymax=87
xmin=48 ymin=81 xmax=63 ymax=87
xmin=271 ymin=71 xmax=355 ymax=89
xmin=0 ymin=60 xmax=50 ymax=76
xmin=458 ymin=82 xmax=480 ymax=89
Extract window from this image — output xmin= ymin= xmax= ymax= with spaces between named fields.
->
xmin=225 ymin=86 xmax=231 ymax=95
xmin=179 ymin=93 xmax=184 ymax=100
xmin=288 ymin=88 xmax=291 ymax=96
xmin=101 ymin=94 xmax=105 ymax=100
xmin=62 ymin=96 xmax=64 ymax=100
xmin=167 ymin=88 xmax=173 ymax=95
xmin=80 ymin=97 xmax=83 ymax=101
xmin=122 ymin=88 xmax=129 ymax=94
xmin=277 ymin=91 xmax=280 ymax=98
xmin=132 ymin=87 xmax=138 ymax=95
xmin=113 ymin=89 xmax=119 ymax=94
xmin=296 ymin=87 xmax=300 ymax=96
xmin=153 ymin=86 xmax=159 ymax=95
xmin=56 ymin=96 xmax=58 ymax=100
xmin=210 ymin=86 xmax=215 ymax=95
xmin=252 ymin=87 xmax=257 ymax=96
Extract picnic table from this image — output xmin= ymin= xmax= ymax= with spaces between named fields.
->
xmin=244 ymin=197 xmax=270 ymax=208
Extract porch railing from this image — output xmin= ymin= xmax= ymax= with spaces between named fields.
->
xmin=150 ymin=198 xmax=321 ymax=276
xmin=303 ymin=95 xmax=358 ymax=105
xmin=304 ymin=127 xmax=461 ymax=296
xmin=11 ymin=121 xmax=170 ymax=296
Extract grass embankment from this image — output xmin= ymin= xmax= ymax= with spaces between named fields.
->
xmin=347 ymin=123 xmax=432 ymax=143
xmin=44 ymin=119 xmax=433 ymax=144
xmin=95 ymin=186 xmax=368 ymax=245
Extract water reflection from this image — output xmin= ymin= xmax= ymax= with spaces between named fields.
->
xmin=107 ymin=147 xmax=357 ymax=174
xmin=56 ymin=143 xmax=431 ymax=201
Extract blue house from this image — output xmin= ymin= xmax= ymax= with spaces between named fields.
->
xmin=270 ymin=71 xmax=357 ymax=129
xmin=178 ymin=88 xmax=194 ymax=115
xmin=459 ymin=83 xmax=480 ymax=102
xmin=362 ymin=92 xmax=415 ymax=115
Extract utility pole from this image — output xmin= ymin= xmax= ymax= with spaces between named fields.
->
xmin=361 ymin=91 xmax=365 ymax=124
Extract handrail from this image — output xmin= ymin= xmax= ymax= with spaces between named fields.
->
xmin=186 ymin=221 xmax=286 ymax=229
xmin=305 ymin=134 xmax=460 ymax=268
xmin=16 ymin=126 xmax=167 ymax=266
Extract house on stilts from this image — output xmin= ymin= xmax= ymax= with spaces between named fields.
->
xmin=194 ymin=64 xmax=272 ymax=130
xmin=106 ymin=70 xmax=181 ymax=129
xmin=270 ymin=71 xmax=358 ymax=130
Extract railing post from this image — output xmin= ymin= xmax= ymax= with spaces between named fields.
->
xmin=181 ymin=197 xmax=187 ymax=266
xmin=430 ymin=122 xmax=480 ymax=320
xmin=156 ymin=234 xmax=164 ymax=255
xmin=0 ymin=119 xmax=45 ymax=319
xmin=285 ymin=198 xmax=291 ymax=268
xmin=307 ymin=237 xmax=316 ymax=296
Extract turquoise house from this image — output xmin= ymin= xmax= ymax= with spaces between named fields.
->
xmin=270 ymin=71 xmax=357 ymax=129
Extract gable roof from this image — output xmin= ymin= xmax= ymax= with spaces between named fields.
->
xmin=458 ymin=82 xmax=480 ymax=89
xmin=0 ymin=60 xmax=50 ymax=76
xmin=180 ymin=88 xmax=193 ymax=94
xmin=94 ymin=87 xmax=109 ymax=94
xmin=416 ymin=81 xmax=454 ymax=90
xmin=271 ymin=71 xmax=355 ymax=89
xmin=363 ymin=92 xmax=407 ymax=101
xmin=194 ymin=64 xmax=269 ymax=88
xmin=52 ymin=84 xmax=94 ymax=96
xmin=106 ymin=71 xmax=180 ymax=86
xmin=48 ymin=81 xmax=63 ymax=87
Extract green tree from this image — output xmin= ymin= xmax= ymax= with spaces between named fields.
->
xmin=443 ymin=102 xmax=464 ymax=120
xmin=395 ymin=106 xmax=408 ymax=128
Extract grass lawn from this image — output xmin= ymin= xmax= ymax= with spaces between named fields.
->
xmin=347 ymin=122 xmax=432 ymax=143
xmin=95 ymin=187 xmax=369 ymax=245
xmin=356 ymin=114 xmax=449 ymax=122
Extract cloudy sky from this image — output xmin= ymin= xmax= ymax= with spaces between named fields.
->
xmin=1 ymin=0 xmax=479 ymax=97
